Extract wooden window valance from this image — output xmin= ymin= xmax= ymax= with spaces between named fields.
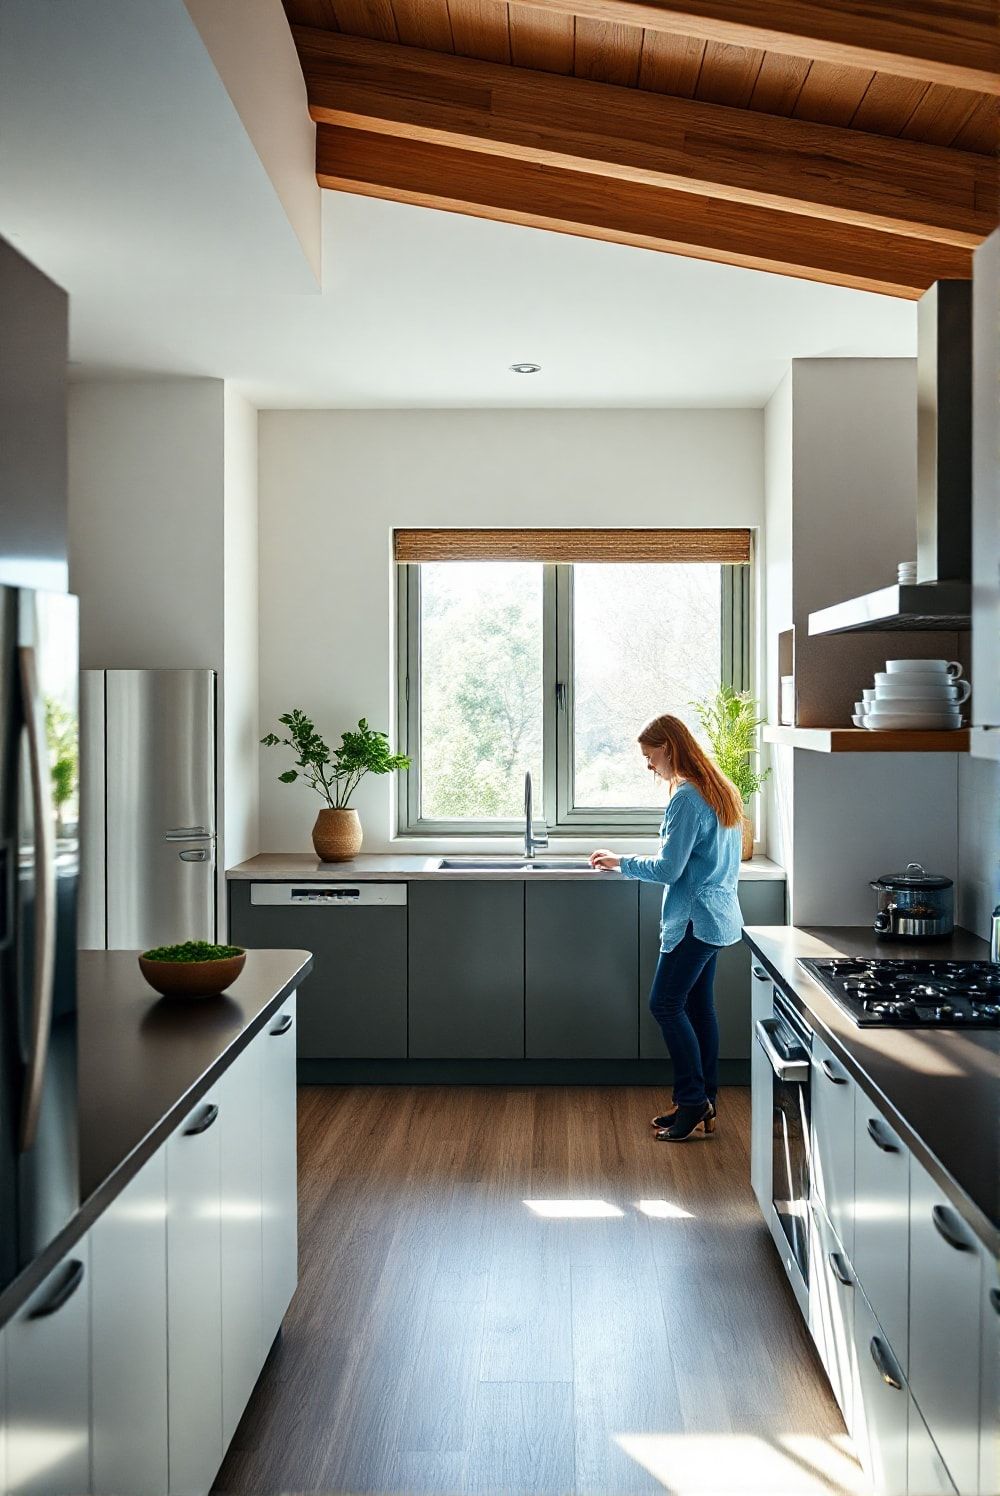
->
xmin=393 ymin=528 xmax=752 ymax=565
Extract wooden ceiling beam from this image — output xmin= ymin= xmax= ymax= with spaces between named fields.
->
xmin=296 ymin=30 xmax=996 ymax=248
xmin=504 ymin=1 xmax=1000 ymax=96
xmin=316 ymin=123 xmax=973 ymax=297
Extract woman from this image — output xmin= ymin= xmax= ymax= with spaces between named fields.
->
xmin=589 ymin=713 xmax=744 ymax=1142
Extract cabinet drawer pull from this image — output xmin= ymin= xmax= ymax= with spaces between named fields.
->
xmin=819 ymin=1057 xmax=848 ymax=1085
xmin=184 ymin=1102 xmax=219 ymax=1136
xmin=752 ymin=966 xmax=768 ymax=980
xmin=931 ymin=1204 xmax=972 ymax=1252
xmin=869 ymin=1337 xmax=903 ymax=1390
xmin=866 ymin=1117 xmax=899 ymax=1153
xmin=828 ymin=1252 xmax=853 ymax=1287
xmin=30 ymin=1258 xmax=85 ymax=1318
xmin=270 ymin=1013 xmax=293 ymax=1036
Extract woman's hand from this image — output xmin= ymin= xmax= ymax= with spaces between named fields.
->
xmin=589 ymin=849 xmax=621 ymax=872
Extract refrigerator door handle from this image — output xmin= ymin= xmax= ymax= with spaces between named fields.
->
xmin=17 ymin=645 xmax=57 ymax=1153
xmin=164 ymin=826 xmax=213 ymax=842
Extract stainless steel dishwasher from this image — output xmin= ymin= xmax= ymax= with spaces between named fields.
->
xmin=231 ymin=883 xmax=408 ymax=1059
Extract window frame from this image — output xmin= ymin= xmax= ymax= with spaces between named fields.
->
xmin=396 ymin=557 xmax=752 ymax=838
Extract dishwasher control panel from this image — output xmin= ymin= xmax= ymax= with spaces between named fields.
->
xmin=250 ymin=882 xmax=407 ymax=907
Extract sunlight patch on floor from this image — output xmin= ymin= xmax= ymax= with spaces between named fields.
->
xmin=523 ymin=1198 xmax=624 ymax=1218
xmin=637 ymin=1198 xmax=695 ymax=1219
xmin=615 ymin=1431 xmax=868 ymax=1495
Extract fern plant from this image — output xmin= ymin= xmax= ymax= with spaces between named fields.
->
xmin=261 ymin=712 xmax=410 ymax=810
xmin=691 ymin=686 xmax=771 ymax=805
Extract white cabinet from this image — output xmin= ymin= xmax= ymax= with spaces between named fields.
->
xmin=909 ymin=1399 xmax=958 ymax=1496
xmin=219 ymin=1037 xmax=264 ymax=1448
xmin=810 ymin=1034 xmax=855 ymax=1258
xmin=5 ymin=1240 xmax=91 ymax=1496
xmin=749 ymin=964 xmax=773 ymax=1217
xmin=261 ymin=996 xmax=298 ymax=1347
xmin=853 ymin=1095 xmax=910 ymax=1375
xmin=854 ymin=1285 xmax=908 ymax=1496
xmin=981 ymin=1270 xmax=999 ymax=1496
xmin=90 ymin=1150 xmax=169 ymax=1496
xmin=166 ymin=1097 xmax=223 ymax=1496
xmin=808 ymin=1200 xmax=857 ymax=1432
xmin=909 ymin=1157 xmax=984 ymax=1496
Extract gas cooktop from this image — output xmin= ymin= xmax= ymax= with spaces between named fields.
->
xmin=797 ymin=958 xmax=1000 ymax=1028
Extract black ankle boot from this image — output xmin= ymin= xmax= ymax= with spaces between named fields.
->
xmin=654 ymin=1100 xmax=714 ymax=1141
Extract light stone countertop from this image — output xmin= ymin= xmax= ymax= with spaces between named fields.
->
xmin=226 ymin=852 xmax=787 ymax=881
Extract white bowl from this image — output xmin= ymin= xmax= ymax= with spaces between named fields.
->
xmin=871 ymin=696 xmax=959 ymax=712
xmin=862 ymin=689 xmax=877 ymax=701
xmin=854 ymin=701 xmax=869 ymax=714
xmin=874 ymin=674 xmax=964 ymax=698
xmin=865 ymin=712 xmax=962 ymax=730
xmin=851 ymin=714 xmax=865 ymax=727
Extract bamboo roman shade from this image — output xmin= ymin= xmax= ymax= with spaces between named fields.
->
xmin=393 ymin=529 xmax=752 ymax=564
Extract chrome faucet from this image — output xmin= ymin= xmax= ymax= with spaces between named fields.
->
xmin=524 ymin=771 xmax=548 ymax=860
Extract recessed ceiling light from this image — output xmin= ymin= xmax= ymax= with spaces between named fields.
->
xmin=509 ymin=362 xmax=541 ymax=374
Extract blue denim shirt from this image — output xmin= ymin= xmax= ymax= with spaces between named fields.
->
xmin=618 ymin=782 xmax=743 ymax=953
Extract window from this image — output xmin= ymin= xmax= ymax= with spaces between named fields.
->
xmin=396 ymin=531 xmax=751 ymax=835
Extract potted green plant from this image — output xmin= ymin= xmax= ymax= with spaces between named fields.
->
xmin=691 ymin=685 xmax=771 ymax=860
xmin=261 ymin=712 xmax=410 ymax=862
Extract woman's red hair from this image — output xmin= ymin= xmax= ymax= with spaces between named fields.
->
xmin=637 ymin=714 xmax=743 ymax=829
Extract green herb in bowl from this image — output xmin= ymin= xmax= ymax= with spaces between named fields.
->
xmin=138 ymin=941 xmax=247 ymax=998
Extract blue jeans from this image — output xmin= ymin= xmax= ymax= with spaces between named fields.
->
xmin=648 ymin=923 xmax=721 ymax=1108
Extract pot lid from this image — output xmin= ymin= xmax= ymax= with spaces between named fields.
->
xmin=871 ymin=861 xmax=953 ymax=891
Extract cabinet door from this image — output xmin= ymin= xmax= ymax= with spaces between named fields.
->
xmin=908 ymin=1399 xmax=957 ymax=1496
xmin=853 ymin=1286 xmax=908 ymax=1496
xmin=230 ymin=883 xmax=406 ymax=1058
xmin=408 ymin=882 xmax=524 ymax=1058
xmin=91 ymin=1151 xmax=169 ymax=1496
xmin=639 ymin=880 xmax=785 ymax=1060
xmin=908 ymin=1158 xmax=984 ymax=1496
xmin=5 ymin=1239 xmax=91 ymax=1496
xmin=853 ymin=1096 xmax=910 ymax=1375
xmin=811 ymin=1035 xmax=855 ymax=1258
xmin=261 ymin=996 xmax=298 ymax=1348
xmin=526 ymin=881 xmax=638 ymax=1059
xmin=981 ymin=1268 xmax=999 ymax=1496
xmin=749 ymin=962 xmax=773 ymax=1215
xmin=167 ymin=1097 xmax=223 ymax=1496
xmin=219 ymin=1040 xmax=264 ymax=1448
xmin=808 ymin=1201 xmax=857 ymax=1433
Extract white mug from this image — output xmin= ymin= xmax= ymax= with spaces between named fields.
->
xmin=885 ymin=659 xmax=964 ymax=678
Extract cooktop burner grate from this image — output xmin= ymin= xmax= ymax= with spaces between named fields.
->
xmin=797 ymin=958 xmax=1000 ymax=1028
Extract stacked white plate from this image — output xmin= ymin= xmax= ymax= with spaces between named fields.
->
xmin=854 ymin=659 xmax=970 ymax=730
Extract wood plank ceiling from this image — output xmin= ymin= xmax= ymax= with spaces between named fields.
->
xmin=281 ymin=0 xmax=1000 ymax=296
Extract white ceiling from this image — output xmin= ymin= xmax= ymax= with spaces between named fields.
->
xmin=0 ymin=0 xmax=917 ymax=410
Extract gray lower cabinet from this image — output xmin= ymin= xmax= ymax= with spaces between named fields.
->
xmin=853 ymin=1094 xmax=910 ymax=1375
xmin=853 ymin=1286 xmax=908 ymax=1496
xmin=810 ymin=1034 xmax=855 ymax=1260
xmin=261 ymin=996 xmax=299 ymax=1346
xmin=808 ymin=1200 xmax=856 ymax=1433
xmin=230 ymin=883 xmax=406 ymax=1059
xmin=981 ymin=1266 xmax=999 ymax=1496
xmin=639 ymin=878 xmax=785 ymax=1060
xmin=908 ymin=1400 xmax=958 ymax=1496
xmin=526 ymin=881 xmax=638 ymax=1059
xmin=749 ymin=961 xmax=773 ymax=1216
xmin=218 ymin=1040 xmax=264 ymax=1450
xmin=166 ymin=1097 xmax=224 ymax=1496
xmin=408 ymin=882 xmax=524 ymax=1058
xmin=4 ymin=1240 xmax=91 ymax=1496
xmin=908 ymin=1157 xmax=984 ymax=1496
xmin=90 ymin=1152 xmax=170 ymax=1496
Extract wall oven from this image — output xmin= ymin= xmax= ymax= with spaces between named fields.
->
xmin=754 ymin=985 xmax=813 ymax=1314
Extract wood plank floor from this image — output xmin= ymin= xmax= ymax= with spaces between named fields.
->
xmin=214 ymin=1086 xmax=863 ymax=1496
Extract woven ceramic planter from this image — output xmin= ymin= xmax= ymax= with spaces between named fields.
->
xmin=741 ymin=813 xmax=754 ymax=861
xmin=313 ymin=807 xmax=363 ymax=862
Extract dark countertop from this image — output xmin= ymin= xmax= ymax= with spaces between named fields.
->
xmin=0 ymin=948 xmax=312 ymax=1330
xmin=744 ymin=925 xmax=999 ymax=1255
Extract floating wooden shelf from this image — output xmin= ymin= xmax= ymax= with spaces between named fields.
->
xmin=763 ymin=726 xmax=970 ymax=753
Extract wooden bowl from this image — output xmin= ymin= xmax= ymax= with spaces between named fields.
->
xmin=138 ymin=951 xmax=246 ymax=998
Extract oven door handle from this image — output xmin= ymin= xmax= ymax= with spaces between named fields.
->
xmin=754 ymin=1018 xmax=810 ymax=1083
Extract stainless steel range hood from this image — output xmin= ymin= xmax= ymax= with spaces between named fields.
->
xmin=809 ymin=279 xmax=971 ymax=635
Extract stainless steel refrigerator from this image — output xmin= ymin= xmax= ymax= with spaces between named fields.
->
xmin=0 ymin=583 xmax=80 ymax=1298
xmin=79 ymin=669 xmax=217 ymax=950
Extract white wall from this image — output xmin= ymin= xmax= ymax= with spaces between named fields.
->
xmin=958 ymin=756 xmax=1000 ymax=938
xmin=222 ymin=387 xmax=261 ymax=874
xmin=258 ymin=408 xmax=764 ymax=852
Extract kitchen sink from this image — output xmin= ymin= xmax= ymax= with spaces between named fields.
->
xmin=436 ymin=857 xmax=595 ymax=872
